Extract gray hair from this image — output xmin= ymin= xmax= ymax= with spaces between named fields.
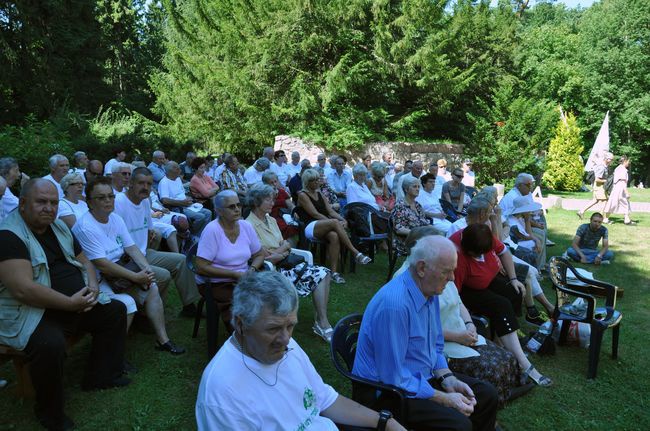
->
xmin=352 ymin=163 xmax=368 ymax=179
xmin=214 ymin=189 xmax=238 ymax=210
xmin=152 ymin=150 xmax=165 ymax=159
xmin=408 ymin=235 xmax=456 ymax=269
xmin=164 ymin=161 xmax=179 ymax=174
xmin=112 ymin=161 xmax=133 ymax=174
xmin=0 ymin=157 xmax=18 ymax=178
xmin=300 ymin=159 xmax=311 ymax=169
xmin=401 ymin=175 xmax=420 ymax=193
xmin=262 ymin=171 xmax=278 ymax=184
xmin=246 ymin=184 xmax=275 ymax=208
xmin=48 ymin=154 xmax=68 ymax=169
xmin=466 ymin=197 xmax=491 ymax=220
xmin=186 ymin=151 xmax=196 ymax=159
xmin=231 ymin=271 xmax=298 ymax=328
xmin=72 ymin=151 xmax=86 ymax=163
xmin=514 ymin=173 xmax=534 ymax=186
xmin=301 ymin=168 xmax=320 ymax=189
xmin=255 ymin=158 xmax=271 ymax=170
xmin=370 ymin=161 xmax=386 ymax=178
xmin=476 ymin=186 xmax=497 ymax=203
xmin=60 ymin=173 xmax=83 ymax=192
xmin=291 ymin=151 xmax=300 ymax=158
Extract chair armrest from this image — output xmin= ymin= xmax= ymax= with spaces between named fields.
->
xmin=290 ymin=248 xmax=314 ymax=265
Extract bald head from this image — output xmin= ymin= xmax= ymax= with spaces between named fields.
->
xmin=408 ymin=235 xmax=456 ymax=268
xmin=19 ymin=179 xmax=59 ymax=232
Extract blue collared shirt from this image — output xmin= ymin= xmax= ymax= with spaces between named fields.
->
xmin=148 ymin=162 xmax=166 ymax=189
xmin=327 ymin=170 xmax=352 ymax=194
xmin=352 ymin=270 xmax=448 ymax=399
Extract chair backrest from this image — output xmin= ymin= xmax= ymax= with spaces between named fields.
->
xmin=330 ymin=313 xmax=363 ymax=376
xmin=185 ymin=242 xmax=199 ymax=275
xmin=549 ymin=256 xmax=600 ymax=321
xmin=343 ymin=202 xmax=377 ymax=237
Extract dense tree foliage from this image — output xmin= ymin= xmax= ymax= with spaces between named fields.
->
xmin=543 ymin=111 xmax=584 ymax=191
xmin=1 ymin=0 xmax=649 ymax=188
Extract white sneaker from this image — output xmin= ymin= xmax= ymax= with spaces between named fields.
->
xmin=601 ymin=260 xmax=611 ymax=265
xmin=562 ymin=251 xmax=569 ymax=259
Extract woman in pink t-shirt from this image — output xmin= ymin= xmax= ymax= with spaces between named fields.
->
xmin=190 ymin=157 xmax=220 ymax=215
xmin=195 ymin=190 xmax=265 ymax=331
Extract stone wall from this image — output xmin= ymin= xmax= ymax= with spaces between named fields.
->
xmin=274 ymin=135 xmax=465 ymax=168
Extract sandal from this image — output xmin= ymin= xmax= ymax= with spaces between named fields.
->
xmin=355 ymin=253 xmax=372 ymax=264
xmin=521 ymin=365 xmax=552 ymax=387
xmin=313 ymin=323 xmax=334 ymax=342
xmin=331 ymin=272 xmax=346 ymax=284
xmin=155 ymin=340 xmax=186 ymax=355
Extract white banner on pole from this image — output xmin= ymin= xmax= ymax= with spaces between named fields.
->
xmin=584 ymin=111 xmax=609 ymax=172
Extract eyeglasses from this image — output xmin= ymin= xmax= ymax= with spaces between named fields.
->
xmin=69 ymin=182 xmax=83 ymax=186
xmin=120 ymin=172 xmax=131 ymax=176
xmin=90 ymin=194 xmax=115 ymax=201
xmin=225 ymin=203 xmax=243 ymax=210
xmin=437 ymin=165 xmax=445 ymax=169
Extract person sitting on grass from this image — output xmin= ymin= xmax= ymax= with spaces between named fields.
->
xmin=0 ymin=179 xmax=128 ymax=430
xmin=195 ymin=271 xmax=407 ymax=431
xmin=566 ymin=212 xmax=613 ymax=265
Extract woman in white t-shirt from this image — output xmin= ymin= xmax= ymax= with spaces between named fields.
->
xmin=57 ymin=173 xmax=89 ymax=229
xmin=73 ymin=177 xmax=185 ymax=354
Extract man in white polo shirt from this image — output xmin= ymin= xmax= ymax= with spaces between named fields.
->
xmin=114 ymin=167 xmax=201 ymax=317
xmin=243 ymin=158 xmax=270 ymax=187
xmin=158 ymin=161 xmax=212 ymax=235
xmin=42 ymin=154 xmax=69 ymax=199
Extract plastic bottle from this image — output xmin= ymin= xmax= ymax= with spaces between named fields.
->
xmin=526 ymin=320 xmax=553 ymax=353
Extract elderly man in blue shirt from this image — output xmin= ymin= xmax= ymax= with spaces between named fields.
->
xmin=327 ymin=156 xmax=352 ymax=209
xmin=353 ymin=235 xmax=498 ymax=431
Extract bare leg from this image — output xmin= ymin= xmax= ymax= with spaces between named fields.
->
xmin=312 ymin=219 xmax=361 ymax=257
xmin=165 ymin=234 xmax=180 ymax=253
xmin=311 ymin=275 xmax=331 ymax=329
xmin=534 ymin=293 xmax=554 ymax=315
xmin=579 ymin=198 xmax=598 ymax=216
xmin=500 ymin=331 xmax=544 ymax=381
xmin=325 ymin=231 xmax=340 ymax=273
xmin=125 ymin=313 xmax=134 ymax=333
xmin=142 ymin=284 xmax=170 ymax=345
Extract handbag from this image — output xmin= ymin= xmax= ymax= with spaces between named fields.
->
xmin=277 ymin=253 xmax=305 ymax=270
xmin=102 ymin=254 xmax=144 ymax=292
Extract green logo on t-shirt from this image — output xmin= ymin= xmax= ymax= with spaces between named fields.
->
xmin=116 ymin=235 xmax=123 ymax=246
xmin=303 ymin=388 xmax=315 ymax=410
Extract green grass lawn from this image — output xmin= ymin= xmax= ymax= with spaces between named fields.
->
xmin=544 ymin=187 xmax=650 ymax=202
xmin=2 ymin=209 xmax=650 ymax=430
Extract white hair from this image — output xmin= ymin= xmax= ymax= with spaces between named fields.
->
xmin=515 ymin=173 xmax=534 ymax=186
xmin=231 ymin=271 xmax=298 ymax=328
xmin=408 ymin=235 xmax=456 ymax=269
xmin=49 ymin=154 xmax=68 ymax=169
xmin=112 ymin=162 xmax=133 ymax=174
xmin=214 ymin=189 xmax=238 ymax=210
xmin=152 ymin=150 xmax=165 ymax=158
xmin=352 ymin=163 xmax=368 ymax=179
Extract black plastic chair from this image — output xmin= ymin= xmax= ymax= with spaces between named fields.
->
xmin=342 ymin=202 xmax=389 ymax=273
xmin=292 ymin=206 xmax=347 ymax=273
xmin=385 ymin=217 xmax=407 ymax=282
xmin=330 ymin=313 xmax=408 ymax=422
xmin=548 ymin=256 xmax=623 ymax=379
xmin=186 ymin=243 xmax=221 ymax=359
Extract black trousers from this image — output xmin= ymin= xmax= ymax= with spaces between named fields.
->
xmin=460 ymin=273 xmax=522 ymax=337
xmin=24 ymin=300 xmax=126 ymax=426
xmin=367 ymin=373 xmax=498 ymax=431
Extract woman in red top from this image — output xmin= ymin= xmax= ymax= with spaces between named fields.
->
xmin=261 ymin=171 xmax=299 ymax=240
xmin=451 ymin=223 xmax=552 ymax=387
xmin=190 ymin=157 xmax=220 ymax=215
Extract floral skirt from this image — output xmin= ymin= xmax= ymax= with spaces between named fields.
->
xmin=279 ymin=263 xmax=330 ymax=297
xmin=447 ymin=341 xmax=522 ymax=408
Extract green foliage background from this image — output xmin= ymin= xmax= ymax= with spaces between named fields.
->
xmin=543 ymin=111 xmax=584 ymax=191
xmin=1 ymin=0 xmax=649 ymax=188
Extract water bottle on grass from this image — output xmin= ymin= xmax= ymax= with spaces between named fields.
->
xmin=526 ymin=320 xmax=554 ymax=353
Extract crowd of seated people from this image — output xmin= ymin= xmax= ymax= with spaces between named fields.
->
xmin=2 ymin=146 xmax=606 ymax=431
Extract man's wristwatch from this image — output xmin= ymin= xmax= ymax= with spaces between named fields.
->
xmin=437 ymin=372 xmax=454 ymax=386
xmin=377 ymin=410 xmax=392 ymax=431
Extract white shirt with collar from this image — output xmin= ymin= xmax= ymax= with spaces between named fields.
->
xmin=243 ymin=166 xmax=265 ymax=187
xmin=42 ymin=174 xmax=64 ymax=199
xmin=346 ymin=181 xmax=379 ymax=210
